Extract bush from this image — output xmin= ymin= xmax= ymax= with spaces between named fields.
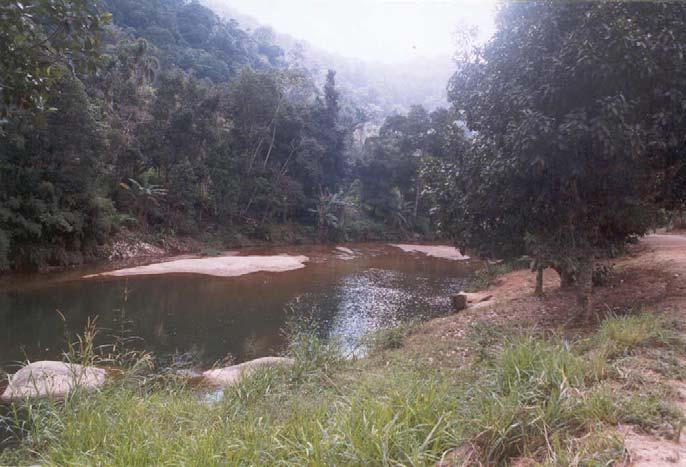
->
xmin=466 ymin=262 xmax=516 ymax=292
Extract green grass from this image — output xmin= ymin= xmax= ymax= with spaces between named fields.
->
xmin=360 ymin=323 xmax=413 ymax=355
xmin=1 ymin=314 xmax=684 ymax=466
xmin=594 ymin=312 xmax=681 ymax=359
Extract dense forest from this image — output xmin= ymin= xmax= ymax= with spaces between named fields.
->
xmin=2 ymin=0 xmax=686 ymax=323
xmin=0 ymin=0 xmax=463 ymax=272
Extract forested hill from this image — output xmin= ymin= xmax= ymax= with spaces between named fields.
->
xmin=102 ymin=0 xmax=287 ymax=82
xmin=202 ymin=0 xmax=454 ymax=119
xmin=0 ymin=0 xmax=465 ymax=273
xmin=105 ymin=0 xmax=453 ymax=118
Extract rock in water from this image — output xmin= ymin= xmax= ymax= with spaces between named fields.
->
xmin=451 ymin=293 xmax=468 ymax=312
xmin=202 ymin=357 xmax=294 ymax=387
xmin=1 ymin=361 xmax=107 ymax=401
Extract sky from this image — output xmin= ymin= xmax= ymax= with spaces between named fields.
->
xmin=211 ymin=0 xmax=497 ymax=63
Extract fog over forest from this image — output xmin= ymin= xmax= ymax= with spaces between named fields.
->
xmin=203 ymin=0 xmax=495 ymax=118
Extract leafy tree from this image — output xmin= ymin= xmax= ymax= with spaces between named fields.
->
xmin=318 ymin=70 xmax=346 ymax=192
xmin=0 ymin=75 xmax=115 ymax=270
xmin=439 ymin=1 xmax=686 ymax=318
xmin=119 ymin=177 xmax=167 ymax=226
xmin=311 ymin=189 xmax=357 ymax=242
xmin=357 ymin=105 xmax=466 ymax=231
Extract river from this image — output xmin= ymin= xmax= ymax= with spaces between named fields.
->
xmin=0 ymin=244 xmax=476 ymax=373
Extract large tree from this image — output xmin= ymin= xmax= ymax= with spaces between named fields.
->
xmin=440 ymin=1 xmax=686 ymax=318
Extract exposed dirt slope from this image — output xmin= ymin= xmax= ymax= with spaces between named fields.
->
xmin=408 ymin=234 xmax=686 ymax=465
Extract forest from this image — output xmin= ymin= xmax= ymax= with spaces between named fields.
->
xmin=0 ymin=0 xmax=465 ymax=272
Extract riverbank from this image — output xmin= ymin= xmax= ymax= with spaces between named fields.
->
xmin=2 ymin=235 xmax=685 ymax=465
xmin=3 ymin=222 xmax=429 ymax=275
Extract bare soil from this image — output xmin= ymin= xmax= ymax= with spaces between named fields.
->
xmin=407 ymin=234 xmax=686 ymax=465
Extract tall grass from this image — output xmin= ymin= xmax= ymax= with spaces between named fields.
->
xmin=1 ymin=313 xmax=683 ymax=465
xmin=595 ymin=312 xmax=682 ymax=359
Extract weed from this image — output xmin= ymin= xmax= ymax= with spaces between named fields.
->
xmin=466 ymin=263 xmax=516 ymax=292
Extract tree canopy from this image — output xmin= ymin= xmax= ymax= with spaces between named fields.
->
xmin=433 ymin=1 xmax=686 ymax=316
xmin=0 ymin=0 xmax=437 ymax=272
xmin=0 ymin=0 xmax=110 ymax=117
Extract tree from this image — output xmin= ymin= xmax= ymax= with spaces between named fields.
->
xmin=0 ymin=75 xmax=115 ymax=270
xmin=357 ymin=105 xmax=467 ymax=232
xmin=318 ymin=70 xmax=346 ymax=192
xmin=0 ymin=0 xmax=110 ymax=118
xmin=440 ymin=1 xmax=686 ymax=318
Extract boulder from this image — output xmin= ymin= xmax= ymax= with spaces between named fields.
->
xmin=451 ymin=293 xmax=468 ymax=311
xmin=202 ymin=357 xmax=294 ymax=387
xmin=1 ymin=361 xmax=107 ymax=402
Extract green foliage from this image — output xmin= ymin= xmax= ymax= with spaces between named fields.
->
xmin=0 ymin=0 xmax=110 ymax=118
xmin=355 ymin=105 xmax=467 ymax=232
xmin=466 ymin=262 xmax=517 ymax=292
xmin=0 ymin=0 xmax=460 ymax=272
xmin=432 ymin=2 xmax=686 ymax=310
xmin=0 ymin=75 xmax=117 ymax=270
xmin=103 ymin=0 xmax=283 ymax=81
xmin=361 ymin=324 xmax=411 ymax=354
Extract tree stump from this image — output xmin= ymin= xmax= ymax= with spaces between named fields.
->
xmin=451 ymin=293 xmax=468 ymax=312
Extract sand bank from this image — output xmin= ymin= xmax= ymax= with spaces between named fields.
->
xmin=84 ymin=255 xmax=309 ymax=278
xmin=390 ymin=244 xmax=470 ymax=261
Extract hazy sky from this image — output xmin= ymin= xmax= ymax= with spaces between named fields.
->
xmin=212 ymin=0 xmax=497 ymax=63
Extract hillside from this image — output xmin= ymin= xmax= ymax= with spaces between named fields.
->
xmin=201 ymin=0 xmax=455 ymax=119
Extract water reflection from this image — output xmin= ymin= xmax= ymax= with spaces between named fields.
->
xmin=0 ymin=245 xmax=475 ymax=372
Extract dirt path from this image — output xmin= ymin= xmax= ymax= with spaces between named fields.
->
xmin=408 ymin=234 xmax=686 ymax=465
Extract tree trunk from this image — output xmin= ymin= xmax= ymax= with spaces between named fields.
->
xmin=553 ymin=263 xmax=576 ymax=289
xmin=413 ymin=175 xmax=422 ymax=220
xmin=534 ymin=264 xmax=544 ymax=296
xmin=575 ymin=257 xmax=594 ymax=321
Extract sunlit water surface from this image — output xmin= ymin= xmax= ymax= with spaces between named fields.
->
xmin=0 ymin=244 xmax=476 ymax=373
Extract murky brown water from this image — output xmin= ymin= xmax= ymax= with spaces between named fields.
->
xmin=0 ymin=244 xmax=476 ymax=372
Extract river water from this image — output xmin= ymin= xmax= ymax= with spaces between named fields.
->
xmin=0 ymin=244 xmax=476 ymax=373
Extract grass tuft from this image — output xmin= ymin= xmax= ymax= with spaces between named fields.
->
xmin=361 ymin=323 xmax=412 ymax=355
xmin=596 ymin=313 xmax=672 ymax=359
